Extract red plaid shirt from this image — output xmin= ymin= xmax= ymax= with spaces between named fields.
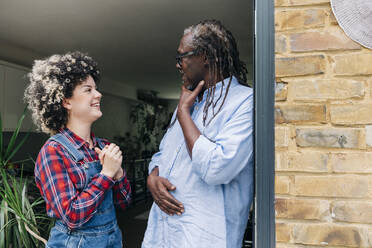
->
xmin=35 ymin=128 xmax=131 ymax=229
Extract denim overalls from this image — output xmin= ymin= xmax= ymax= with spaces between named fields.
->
xmin=46 ymin=133 xmax=123 ymax=248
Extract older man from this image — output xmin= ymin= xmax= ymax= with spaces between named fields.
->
xmin=142 ymin=20 xmax=253 ymax=248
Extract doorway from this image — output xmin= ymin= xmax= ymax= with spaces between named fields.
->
xmin=0 ymin=0 xmax=275 ymax=247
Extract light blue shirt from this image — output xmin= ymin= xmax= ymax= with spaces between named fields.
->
xmin=142 ymin=76 xmax=254 ymax=248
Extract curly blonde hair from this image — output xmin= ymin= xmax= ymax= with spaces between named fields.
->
xmin=24 ymin=51 xmax=100 ymax=135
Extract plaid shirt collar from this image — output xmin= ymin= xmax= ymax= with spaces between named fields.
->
xmin=59 ymin=128 xmax=98 ymax=150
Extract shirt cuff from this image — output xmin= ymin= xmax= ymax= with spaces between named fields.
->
xmin=115 ymin=173 xmax=125 ymax=184
xmin=148 ymin=161 xmax=159 ymax=175
xmin=92 ymin=173 xmax=115 ymax=190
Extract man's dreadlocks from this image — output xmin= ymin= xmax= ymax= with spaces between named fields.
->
xmin=171 ymin=19 xmax=248 ymax=128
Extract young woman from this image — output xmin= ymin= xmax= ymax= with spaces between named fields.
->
xmin=24 ymin=51 xmax=131 ymax=247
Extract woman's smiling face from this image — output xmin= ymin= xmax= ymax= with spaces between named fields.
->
xmin=63 ymin=75 xmax=103 ymax=125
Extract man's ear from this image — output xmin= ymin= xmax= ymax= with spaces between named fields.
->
xmin=203 ymin=54 xmax=209 ymax=67
xmin=62 ymin=98 xmax=71 ymax=110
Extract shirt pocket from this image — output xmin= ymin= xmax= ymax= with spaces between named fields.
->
xmin=66 ymin=162 xmax=87 ymax=191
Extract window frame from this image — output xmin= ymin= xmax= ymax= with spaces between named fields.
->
xmin=253 ymin=0 xmax=276 ymax=247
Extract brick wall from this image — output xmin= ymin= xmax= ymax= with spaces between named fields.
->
xmin=274 ymin=0 xmax=372 ymax=247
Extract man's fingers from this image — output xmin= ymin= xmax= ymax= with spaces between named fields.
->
xmin=166 ymin=196 xmax=184 ymax=211
xmin=155 ymin=198 xmax=179 ymax=215
xmin=162 ymin=178 xmax=176 ymax=191
xmin=157 ymin=203 xmax=174 ymax=216
xmin=159 ymin=187 xmax=184 ymax=210
xmin=161 ymin=198 xmax=184 ymax=214
xmin=149 ymin=175 xmax=184 ymax=215
xmin=159 ymin=179 xmax=184 ymax=208
xmin=190 ymin=80 xmax=205 ymax=98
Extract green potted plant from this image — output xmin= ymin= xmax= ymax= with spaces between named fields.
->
xmin=0 ymin=110 xmax=51 ymax=247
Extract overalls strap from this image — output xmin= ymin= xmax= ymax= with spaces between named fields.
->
xmin=49 ymin=133 xmax=84 ymax=162
xmin=95 ymin=138 xmax=106 ymax=150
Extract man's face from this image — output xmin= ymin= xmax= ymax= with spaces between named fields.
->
xmin=176 ymin=33 xmax=206 ymax=90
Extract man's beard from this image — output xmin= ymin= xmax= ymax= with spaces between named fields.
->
xmin=186 ymin=81 xmax=198 ymax=91
xmin=183 ymin=75 xmax=199 ymax=91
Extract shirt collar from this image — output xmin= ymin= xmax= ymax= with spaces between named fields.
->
xmin=197 ymin=76 xmax=239 ymax=103
xmin=59 ymin=127 xmax=97 ymax=149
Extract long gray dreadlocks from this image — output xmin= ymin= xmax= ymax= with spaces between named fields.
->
xmin=171 ymin=19 xmax=248 ymax=128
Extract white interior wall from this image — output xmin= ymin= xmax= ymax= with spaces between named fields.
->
xmin=0 ymin=65 xmax=5 ymax=122
xmin=0 ymin=60 xmax=137 ymax=141
xmin=93 ymin=93 xmax=134 ymax=141
xmin=0 ymin=61 xmax=34 ymax=131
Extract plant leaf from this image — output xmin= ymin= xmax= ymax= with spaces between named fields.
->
xmin=22 ymin=181 xmax=27 ymax=213
xmin=0 ymin=170 xmax=19 ymax=216
xmin=0 ymin=111 xmax=3 ymax=163
xmin=4 ymin=109 xmax=26 ymax=160
xmin=0 ymin=200 xmax=7 ymax=248
xmin=4 ymin=131 xmax=30 ymax=166
xmin=0 ymin=156 xmax=52 ymax=247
